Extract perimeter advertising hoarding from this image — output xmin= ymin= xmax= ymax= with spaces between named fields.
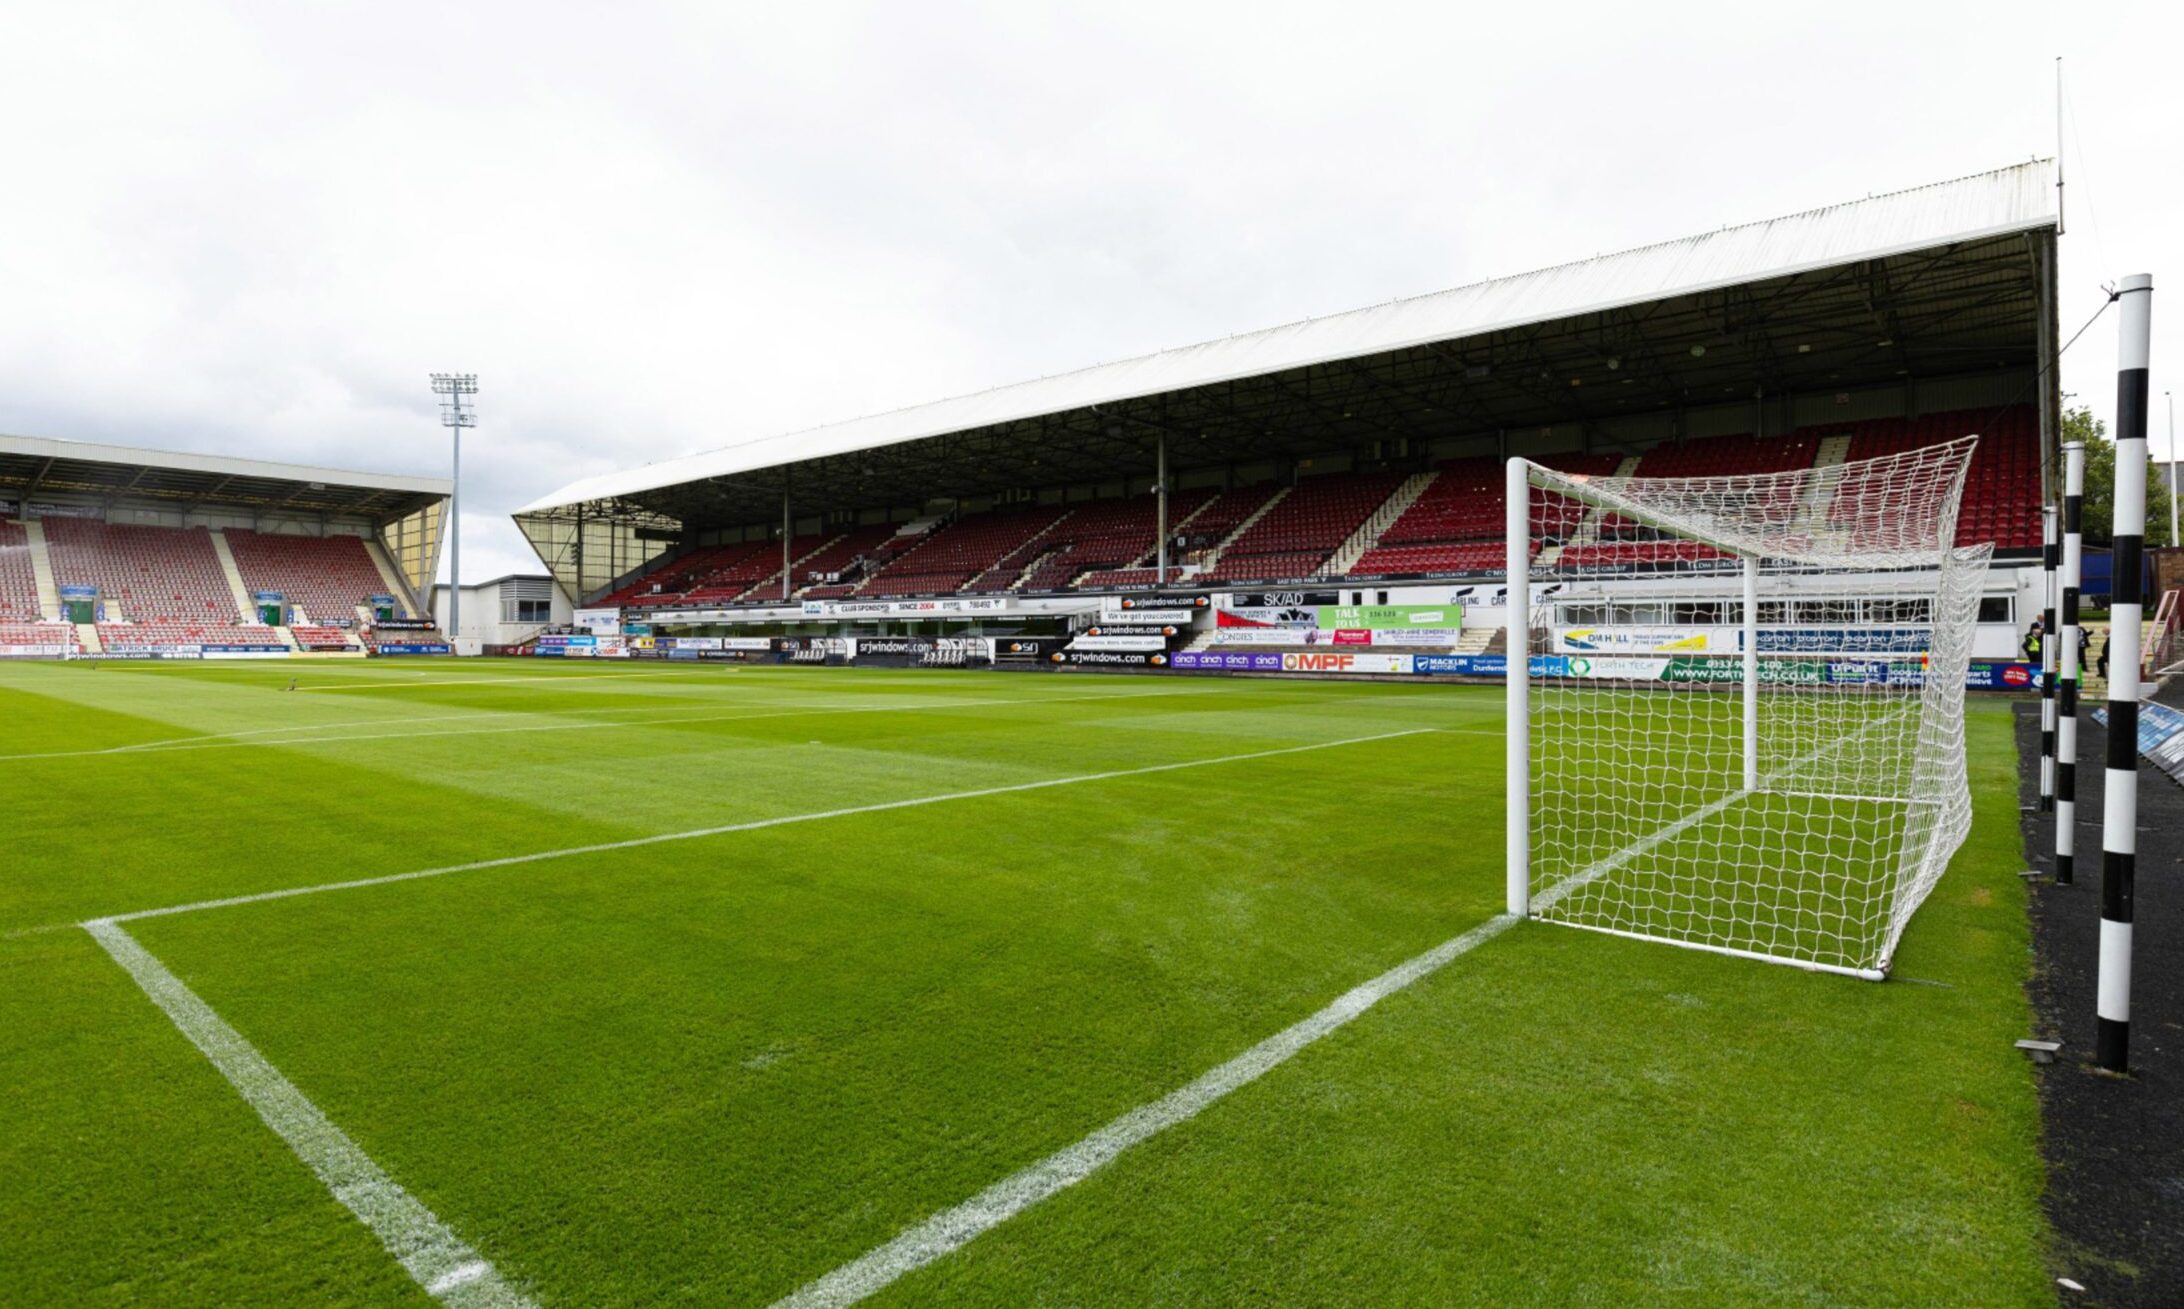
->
xmin=1170 ymin=651 xmax=1284 ymax=671
xmin=1278 ymin=651 xmax=1414 ymax=674
xmin=854 ymin=637 xmax=936 ymax=657
xmin=1315 ymin=604 xmax=1462 ymax=631
xmin=667 ymin=636 xmax=773 ymax=652
xmin=1216 ymin=606 xmax=1316 ymax=629
xmin=995 ymin=637 xmax=1064 ymax=661
xmin=1049 ymin=649 xmax=1169 ymax=667
xmin=1227 ymin=591 xmax=1342 ymax=608
xmin=1552 ymin=627 xmax=1943 ymax=656
xmin=1531 ymin=655 xmax=2035 ymax=689
xmin=1099 ymin=607 xmax=1196 ymax=625
xmin=2094 ymin=702 xmax=2184 ymax=783
xmin=1328 ymin=628 xmax=1463 ymax=647
xmin=801 ymin=597 xmax=1008 ymax=618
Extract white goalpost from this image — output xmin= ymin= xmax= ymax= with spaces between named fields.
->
xmin=1505 ymin=438 xmax=1990 ymax=979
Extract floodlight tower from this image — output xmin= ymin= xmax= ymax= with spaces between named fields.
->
xmin=430 ymin=373 xmax=478 ymax=645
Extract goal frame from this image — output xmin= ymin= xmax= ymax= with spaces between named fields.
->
xmin=1502 ymin=448 xmax=1983 ymax=982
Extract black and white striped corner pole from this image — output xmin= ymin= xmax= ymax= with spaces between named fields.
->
xmin=2098 ymin=272 xmax=2152 ymax=1073
xmin=2056 ymin=440 xmax=2083 ymax=883
xmin=2040 ymin=503 xmax=2058 ymax=811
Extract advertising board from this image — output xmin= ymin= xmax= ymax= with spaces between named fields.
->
xmin=994 ymin=637 xmax=1064 ymax=661
xmin=1049 ymin=649 xmax=1169 ymax=667
xmin=800 ymin=597 xmax=1008 ymax=617
xmin=1069 ymin=634 xmax=1170 ymax=652
xmin=1315 ymin=604 xmax=1463 ymax=630
xmin=1170 ymin=650 xmax=1282 ymax=672
xmin=573 ymin=608 xmax=622 ymax=634
xmin=1099 ymin=607 xmax=1196 ymax=625
xmin=1278 ymin=651 xmax=1414 ymax=674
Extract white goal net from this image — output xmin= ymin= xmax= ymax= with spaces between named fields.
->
xmin=1506 ymin=437 xmax=1990 ymax=978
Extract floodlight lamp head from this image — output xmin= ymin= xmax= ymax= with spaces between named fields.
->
xmin=429 ymin=373 xmax=479 ymax=395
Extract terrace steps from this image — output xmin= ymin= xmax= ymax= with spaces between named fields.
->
xmin=207 ymin=529 xmax=257 ymax=622
xmin=737 ymin=532 xmax=844 ymax=603
xmin=1326 ymin=470 xmax=1436 ymax=576
xmin=1797 ymin=434 xmax=1856 ymax=545
xmin=1563 ymin=454 xmax=1643 ymax=548
xmin=1198 ymin=485 xmax=1291 ymax=574
xmin=362 ymin=538 xmax=413 ymax=613
xmin=23 ymin=519 xmax=61 ymax=620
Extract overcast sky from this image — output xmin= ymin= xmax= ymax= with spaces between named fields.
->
xmin=1 ymin=2 xmax=2175 ymax=583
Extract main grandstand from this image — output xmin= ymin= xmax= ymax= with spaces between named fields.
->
xmin=0 ymin=434 xmax=452 ymax=658
xmin=516 ymin=161 xmax=2059 ymax=656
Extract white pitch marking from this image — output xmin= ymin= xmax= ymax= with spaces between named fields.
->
xmin=290 ymin=669 xmax=746 ymax=692
xmin=99 ymin=727 xmax=1436 ymax=924
xmin=768 ymin=913 xmax=1519 ymax=1309
xmin=0 ymin=686 xmax=1215 ymax=763
xmin=83 ymin=919 xmax=535 ymax=1308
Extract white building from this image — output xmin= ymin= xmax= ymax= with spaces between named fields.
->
xmin=432 ymin=573 xmax=573 ymax=651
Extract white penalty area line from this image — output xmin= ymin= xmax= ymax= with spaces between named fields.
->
xmin=96 ymin=726 xmax=1439 ymax=925
xmin=83 ymin=919 xmax=536 ymax=1309
xmin=769 ymin=912 xmax=1520 ymax=1309
xmin=77 ymin=723 xmax=1450 ymax=1304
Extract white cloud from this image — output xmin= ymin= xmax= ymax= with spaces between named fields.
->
xmin=1 ymin=1 xmax=2175 ymax=587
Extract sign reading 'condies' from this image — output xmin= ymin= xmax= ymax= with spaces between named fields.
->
xmin=1315 ymin=604 xmax=1463 ymax=630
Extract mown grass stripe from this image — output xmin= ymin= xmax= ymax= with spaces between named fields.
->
xmin=97 ymin=727 xmax=1441 ymax=925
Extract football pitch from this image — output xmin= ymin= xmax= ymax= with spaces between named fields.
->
xmin=1 ymin=658 xmax=2051 ymax=1306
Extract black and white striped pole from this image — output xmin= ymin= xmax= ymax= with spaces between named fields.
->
xmin=2098 ymin=272 xmax=2152 ymax=1073
xmin=2040 ymin=503 xmax=2058 ymax=811
xmin=2056 ymin=440 xmax=2083 ymax=883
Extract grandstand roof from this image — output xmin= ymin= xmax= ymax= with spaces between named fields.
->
xmin=518 ymin=159 xmax=2056 ymax=529
xmin=0 ymin=432 xmax=451 ymax=521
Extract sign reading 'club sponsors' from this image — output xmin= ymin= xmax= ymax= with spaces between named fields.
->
xmin=801 ymin=597 xmax=1008 ymax=618
xmin=1315 ymin=604 xmax=1463 ymax=631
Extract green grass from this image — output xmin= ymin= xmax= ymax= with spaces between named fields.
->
xmin=0 ymin=658 xmax=2053 ymax=1306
